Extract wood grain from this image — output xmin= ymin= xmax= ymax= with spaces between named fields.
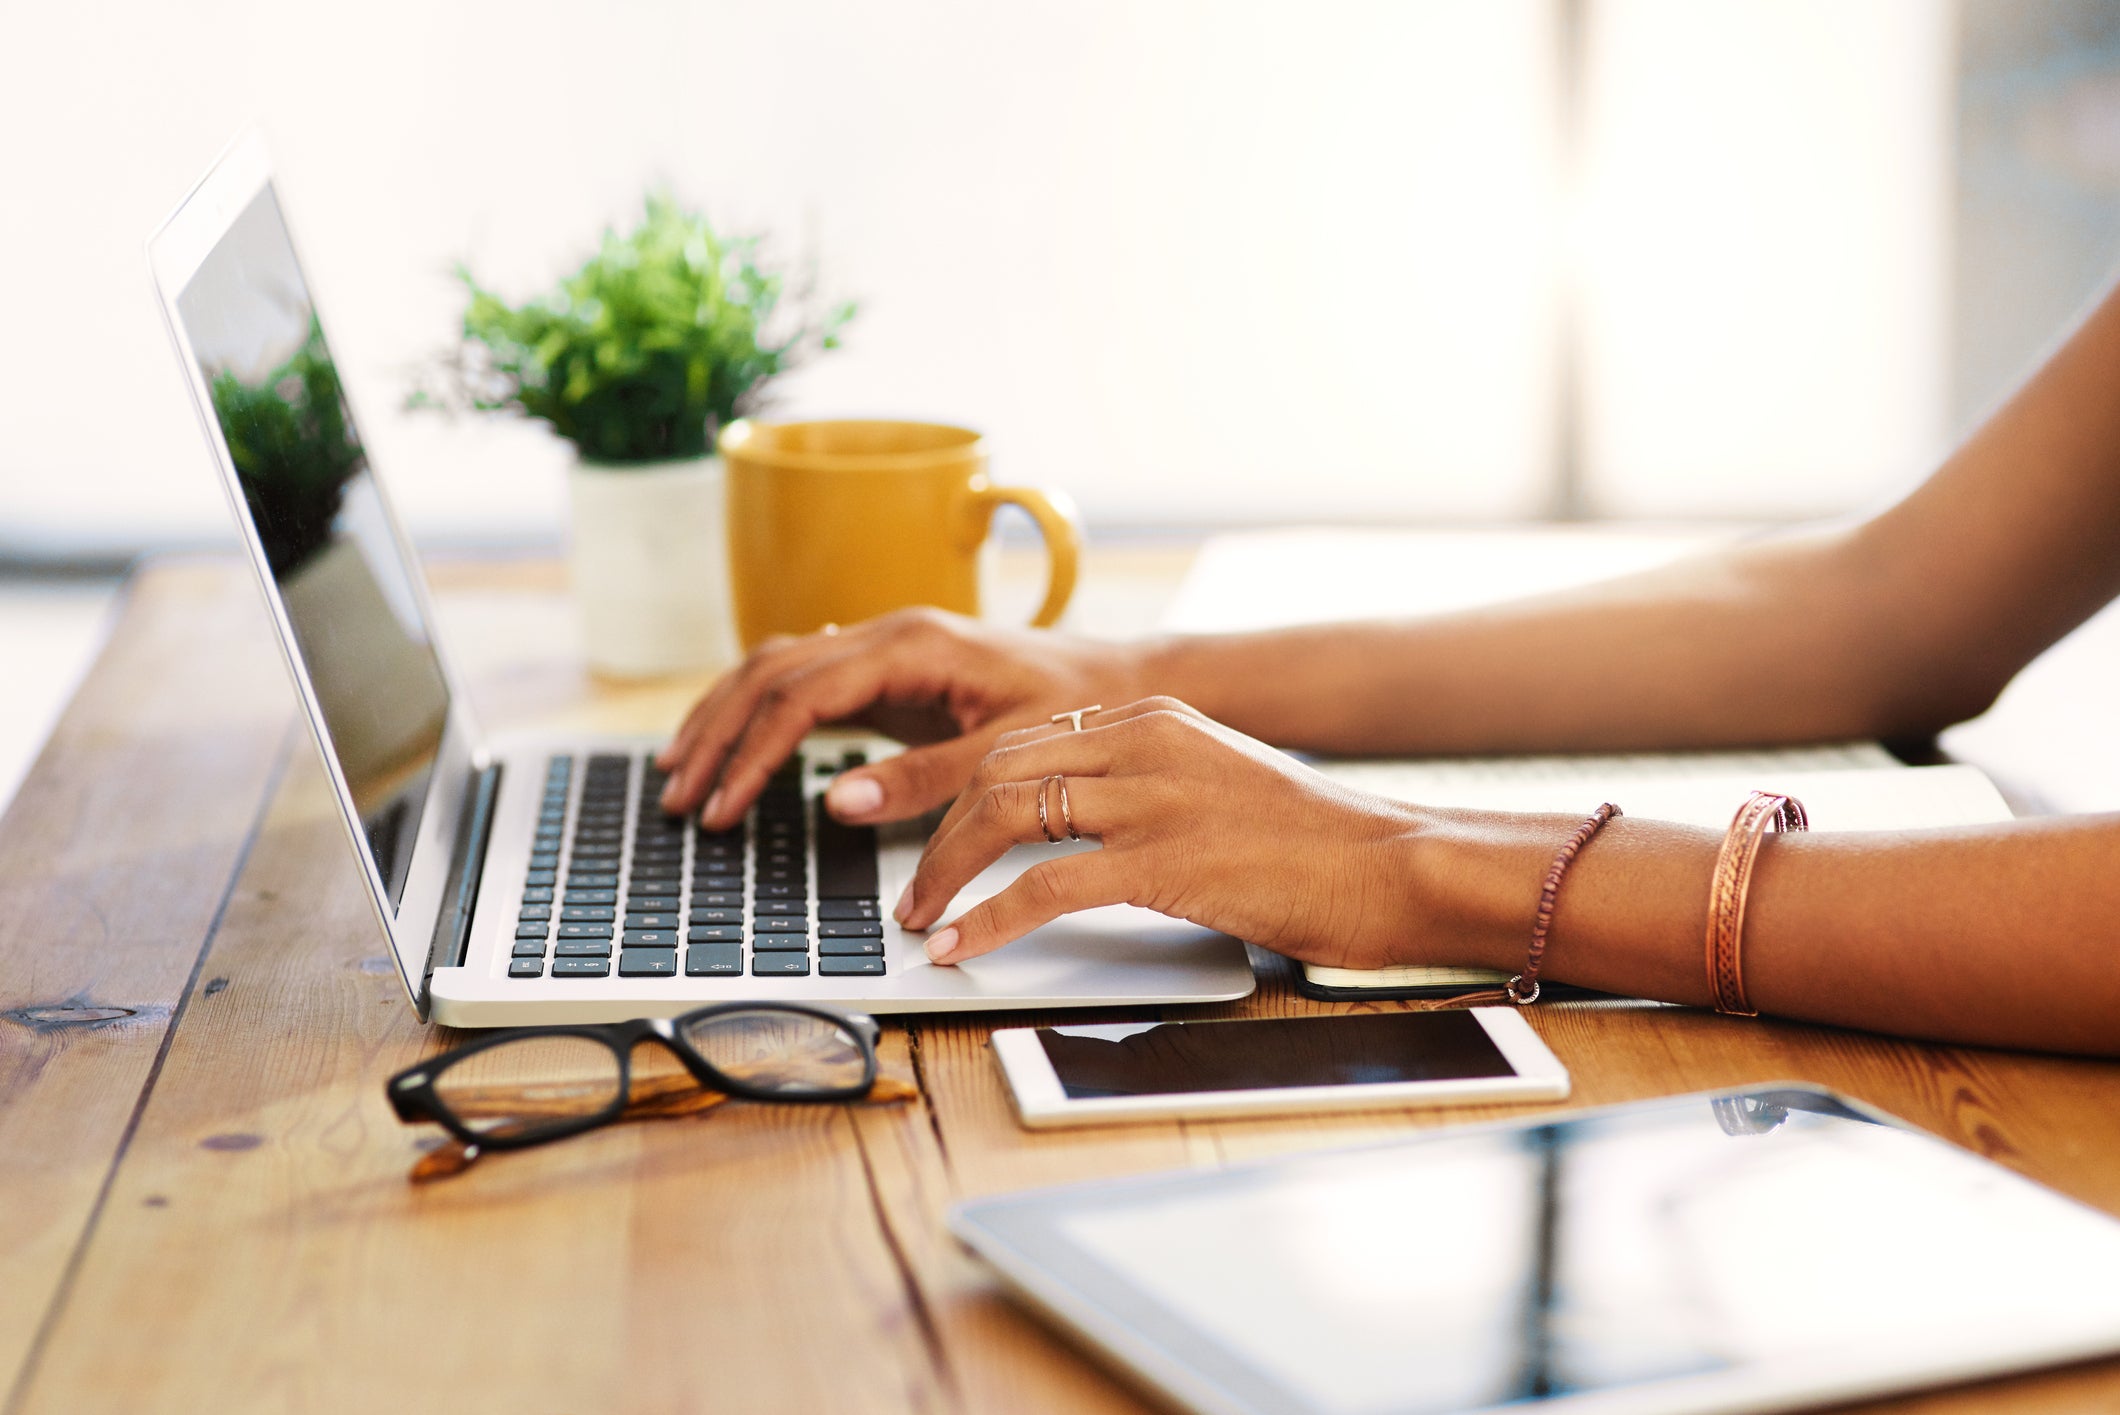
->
xmin=0 ymin=562 xmax=293 ymax=1394
xmin=9 ymin=551 xmax=2120 ymax=1414
xmin=15 ymin=749 xmax=945 ymax=1415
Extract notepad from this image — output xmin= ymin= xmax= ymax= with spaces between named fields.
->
xmin=1300 ymin=756 xmax=2015 ymax=997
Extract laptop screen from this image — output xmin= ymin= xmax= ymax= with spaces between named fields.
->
xmin=174 ymin=185 xmax=450 ymax=910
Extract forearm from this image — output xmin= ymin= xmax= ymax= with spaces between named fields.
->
xmin=1407 ymin=809 xmax=2120 ymax=1055
xmin=1132 ymin=525 xmax=1978 ymax=754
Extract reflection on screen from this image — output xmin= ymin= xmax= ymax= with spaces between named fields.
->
xmin=176 ymin=187 xmax=450 ymax=910
xmin=1046 ymin=1091 xmax=2120 ymax=1415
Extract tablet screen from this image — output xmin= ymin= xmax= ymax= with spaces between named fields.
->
xmin=957 ymin=1088 xmax=2120 ymax=1415
xmin=1038 ymin=1012 xmax=1516 ymax=1098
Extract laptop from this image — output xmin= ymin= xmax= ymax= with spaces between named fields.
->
xmin=147 ymin=132 xmax=1255 ymax=1026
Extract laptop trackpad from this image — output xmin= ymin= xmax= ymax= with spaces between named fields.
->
xmin=923 ymin=840 xmax=1248 ymax=981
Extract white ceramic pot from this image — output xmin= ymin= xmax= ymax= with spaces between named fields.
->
xmin=567 ymin=453 xmax=737 ymax=678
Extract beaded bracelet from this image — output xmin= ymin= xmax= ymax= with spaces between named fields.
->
xmin=1506 ymin=803 xmax=1623 ymax=1005
xmin=1704 ymin=791 xmax=1808 ymax=1016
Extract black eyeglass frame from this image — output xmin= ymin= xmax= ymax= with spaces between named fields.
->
xmin=386 ymin=1002 xmax=883 ymax=1152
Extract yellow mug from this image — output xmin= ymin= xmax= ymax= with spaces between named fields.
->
xmin=718 ymin=419 xmax=1081 ymax=648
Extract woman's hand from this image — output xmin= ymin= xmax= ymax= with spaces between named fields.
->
xmin=657 ymin=609 xmax=1153 ymax=831
xmin=899 ymin=696 xmax=1476 ymax=970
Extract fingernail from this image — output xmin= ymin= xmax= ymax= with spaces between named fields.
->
xmin=925 ymin=927 xmax=959 ymax=964
xmin=893 ymin=880 xmax=915 ymax=924
xmin=828 ymin=774 xmax=884 ymax=820
xmin=701 ymin=789 xmax=725 ymax=826
xmin=659 ymin=782 xmax=680 ymax=810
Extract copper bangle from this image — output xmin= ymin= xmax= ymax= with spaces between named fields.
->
xmin=1508 ymin=803 xmax=1623 ymax=1005
xmin=1704 ymin=791 xmax=1809 ymax=1017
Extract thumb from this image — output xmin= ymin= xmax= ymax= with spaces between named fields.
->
xmin=824 ymin=735 xmax=992 ymax=824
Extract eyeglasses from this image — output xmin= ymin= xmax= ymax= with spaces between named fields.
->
xmin=386 ymin=1003 xmax=893 ymax=1179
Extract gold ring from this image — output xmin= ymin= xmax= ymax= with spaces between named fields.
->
xmin=1056 ymin=774 xmax=1080 ymax=841
xmin=1037 ymin=775 xmax=1064 ymax=843
xmin=1049 ymin=704 xmax=1103 ymax=732
xmin=820 ymin=622 xmax=841 ymax=636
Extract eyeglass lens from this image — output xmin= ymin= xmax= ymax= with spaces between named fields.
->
xmin=678 ymin=1008 xmax=869 ymax=1095
xmin=430 ymin=1033 xmax=625 ymax=1140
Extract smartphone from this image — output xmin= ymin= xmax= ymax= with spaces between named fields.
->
xmin=991 ymin=1008 xmax=1569 ymax=1129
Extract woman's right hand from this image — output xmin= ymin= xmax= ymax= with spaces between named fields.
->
xmin=655 ymin=608 xmax=1153 ymax=831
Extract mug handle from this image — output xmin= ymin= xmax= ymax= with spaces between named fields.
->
xmin=978 ymin=484 xmax=1082 ymax=627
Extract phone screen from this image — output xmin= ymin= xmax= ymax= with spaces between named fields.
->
xmin=1036 ymin=1012 xmax=1516 ymax=1099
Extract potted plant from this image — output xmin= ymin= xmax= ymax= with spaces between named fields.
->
xmin=420 ymin=195 xmax=854 ymax=677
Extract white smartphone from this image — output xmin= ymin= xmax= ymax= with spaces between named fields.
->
xmin=991 ymin=1007 xmax=1569 ymax=1129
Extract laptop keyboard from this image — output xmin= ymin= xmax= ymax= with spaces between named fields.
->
xmin=508 ymin=752 xmax=885 ymax=981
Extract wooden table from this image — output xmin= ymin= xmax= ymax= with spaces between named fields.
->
xmin=6 ymin=549 xmax=2120 ymax=1414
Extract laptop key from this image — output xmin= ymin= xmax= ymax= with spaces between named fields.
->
xmin=753 ymin=899 xmax=805 ymax=917
xmin=524 ymin=869 xmax=558 ymax=887
xmin=518 ymin=904 xmax=553 ymax=922
xmin=558 ymin=922 xmax=612 ymax=939
xmin=564 ymin=889 xmax=617 ymax=906
xmin=565 ymin=872 xmax=619 ymax=889
xmin=521 ymin=887 xmax=554 ymax=904
xmin=817 ymin=921 xmax=884 ymax=938
xmin=508 ymin=958 xmax=546 ymax=978
xmin=621 ymin=929 xmax=678 ymax=948
xmin=551 ymin=957 xmax=610 ymax=978
xmin=752 ymin=932 xmax=809 ymax=951
xmin=685 ymin=943 xmax=743 ymax=976
xmin=555 ymin=940 xmax=613 ymax=958
xmin=624 ymin=912 xmax=681 ymax=931
xmin=512 ymin=939 xmax=548 ymax=957
xmin=694 ymin=891 xmax=742 ymax=910
xmin=751 ymin=953 xmax=811 ymax=976
xmin=515 ymin=921 xmax=549 ymax=939
xmin=819 ymin=956 xmax=885 ymax=976
xmin=560 ymin=906 xmax=615 ymax=923
xmin=818 ymin=899 xmax=881 ymax=921
xmin=689 ymin=907 xmax=741 ymax=925
xmin=756 ymin=883 xmax=805 ymax=901
xmin=688 ymin=925 xmax=743 ymax=944
xmin=626 ymin=896 xmax=680 ymax=915
xmin=815 ymin=818 xmax=881 ymax=899
xmin=619 ymin=948 xmax=678 ymax=978
xmin=818 ymin=937 xmax=884 ymax=956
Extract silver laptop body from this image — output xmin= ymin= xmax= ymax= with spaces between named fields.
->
xmin=148 ymin=132 xmax=1254 ymax=1025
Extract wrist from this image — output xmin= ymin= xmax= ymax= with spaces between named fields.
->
xmin=1397 ymin=808 xmax=1592 ymax=974
xmin=1125 ymin=634 xmax=1232 ymax=721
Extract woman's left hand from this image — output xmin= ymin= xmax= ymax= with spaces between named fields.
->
xmin=898 ymin=697 xmax=1456 ymax=969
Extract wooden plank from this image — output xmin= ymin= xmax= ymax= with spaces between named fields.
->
xmin=0 ymin=561 xmax=292 ymax=1393
xmin=14 ymin=748 xmax=950 ymax=1415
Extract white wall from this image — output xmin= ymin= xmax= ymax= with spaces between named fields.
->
xmin=0 ymin=1 xmax=1949 ymax=554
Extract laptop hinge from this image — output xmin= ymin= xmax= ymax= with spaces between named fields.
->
xmin=421 ymin=762 xmax=502 ymax=1018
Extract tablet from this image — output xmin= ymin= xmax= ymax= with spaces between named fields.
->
xmin=992 ymin=1009 xmax=1568 ymax=1128
xmin=950 ymin=1085 xmax=2120 ymax=1415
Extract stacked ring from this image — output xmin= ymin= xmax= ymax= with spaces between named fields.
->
xmin=1037 ymin=774 xmax=1082 ymax=843
xmin=1050 ymin=704 xmax=1102 ymax=732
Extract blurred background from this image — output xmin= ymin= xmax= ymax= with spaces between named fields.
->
xmin=4 ymin=0 xmax=2120 ymax=803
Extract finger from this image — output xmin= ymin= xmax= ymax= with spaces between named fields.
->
xmin=823 ymin=732 xmax=994 ymax=824
xmin=926 ymin=705 xmax=1181 ymax=845
xmin=702 ymin=637 xmax=953 ymax=830
xmin=656 ymin=633 xmax=847 ymax=811
xmin=923 ymin=851 xmax=1129 ymax=965
xmin=902 ymin=774 xmax=1122 ymax=930
xmin=982 ymin=694 xmax=1197 ymax=756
